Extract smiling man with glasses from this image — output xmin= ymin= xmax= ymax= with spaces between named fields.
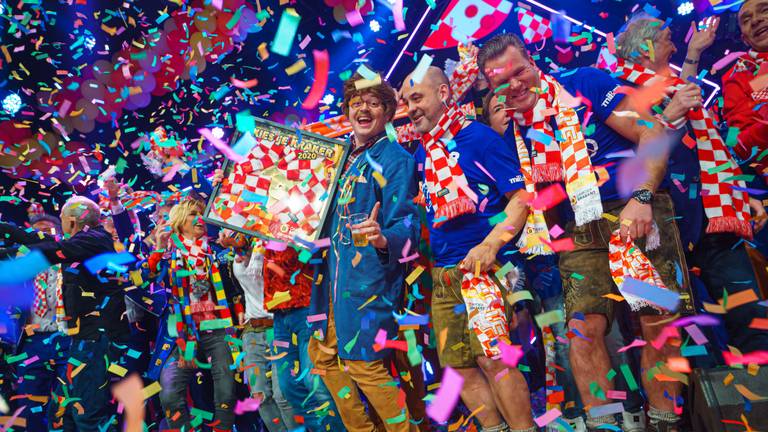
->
xmin=307 ymin=71 xmax=421 ymax=432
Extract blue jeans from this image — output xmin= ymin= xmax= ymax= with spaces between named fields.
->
xmin=159 ymin=329 xmax=236 ymax=430
xmin=15 ymin=332 xmax=70 ymax=432
xmin=243 ymin=328 xmax=298 ymax=432
xmin=50 ymin=335 xmax=118 ymax=432
xmin=689 ymin=233 xmax=768 ymax=353
xmin=272 ymin=307 xmax=345 ymax=432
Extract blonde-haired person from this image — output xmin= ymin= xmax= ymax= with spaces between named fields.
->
xmin=149 ymin=200 xmax=237 ymax=432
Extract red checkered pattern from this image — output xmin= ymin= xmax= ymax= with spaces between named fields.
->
xmin=460 ymin=269 xmax=510 ymax=358
xmin=517 ymin=8 xmax=552 ymax=44
xmin=608 ymin=230 xmax=668 ymax=313
xmin=421 ymin=103 xmax=477 ymax=226
xmin=615 ymin=59 xmax=752 ymax=239
xmin=510 ymin=71 xmax=603 ymax=228
xmin=33 ymin=271 xmax=49 ymax=317
xmin=510 ymin=71 xmax=563 ymax=183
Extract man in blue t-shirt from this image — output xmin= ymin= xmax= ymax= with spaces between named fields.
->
xmin=401 ymin=66 xmax=535 ymax=432
xmin=478 ymin=34 xmax=694 ymax=432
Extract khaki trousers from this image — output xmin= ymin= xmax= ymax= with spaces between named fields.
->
xmin=308 ymin=303 xmax=413 ymax=432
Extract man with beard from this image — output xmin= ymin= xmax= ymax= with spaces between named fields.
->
xmin=308 ymin=71 xmax=420 ymax=432
xmin=478 ymin=34 xmax=694 ymax=431
xmin=400 ymin=66 xmax=535 ymax=432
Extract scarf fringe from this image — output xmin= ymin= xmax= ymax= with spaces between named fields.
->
xmin=573 ymin=202 xmax=603 ymax=227
xmin=517 ymin=238 xmax=555 ymax=255
xmin=434 ymin=198 xmax=476 ymax=227
xmin=706 ymin=217 xmax=753 ymax=240
xmin=532 ymin=163 xmax=564 ymax=183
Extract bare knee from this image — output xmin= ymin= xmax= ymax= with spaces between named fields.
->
xmin=476 ymin=356 xmax=506 ymax=376
xmin=569 ymin=314 xmax=607 ymax=355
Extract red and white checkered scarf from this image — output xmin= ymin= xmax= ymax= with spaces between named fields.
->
xmin=608 ymin=230 xmax=668 ymax=313
xmin=509 ymin=70 xmax=603 ymax=251
xmin=178 ymin=234 xmax=211 ymax=279
xmin=460 ymin=269 xmax=509 ymax=358
xmin=614 ymin=59 xmax=752 ymax=239
xmin=420 ymin=103 xmax=478 ymax=226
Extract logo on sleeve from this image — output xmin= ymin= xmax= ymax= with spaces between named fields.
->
xmin=600 ymin=85 xmax=620 ymax=108
xmin=509 ymin=174 xmax=524 ymax=184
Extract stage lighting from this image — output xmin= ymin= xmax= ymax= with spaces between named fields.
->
xmin=2 ymin=94 xmax=21 ymax=115
xmin=322 ymin=94 xmax=335 ymax=105
xmin=369 ymin=19 xmax=381 ymax=32
xmin=211 ymin=127 xmax=225 ymax=139
xmin=678 ymin=1 xmax=694 ymax=16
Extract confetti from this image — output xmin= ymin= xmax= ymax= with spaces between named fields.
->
xmin=426 ymin=366 xmax=464 ymax=423
xmin=271 ymin=8 xmax=301 ymax=56
xmin=301 ymin=50 xmax=330 ymax=110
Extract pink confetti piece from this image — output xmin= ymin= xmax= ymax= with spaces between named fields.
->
xmin=530 ymin=183 xmax=567 ymax=210
xmin=549 ymin=224 xmax=564 ymax=238
xmin=617 ymin=338 xmax=647 ymax=353
xmin=723 ymin=350 xmax=768 ymax=366
xmin=393 ymin=0 xmax=405 ymax=31
xmin=494 ymin=367 xmax=509 ymax=382
xmin=199 ymin=128 xmax=245 ymax=163
xmin=607 ymin=390 xmax=627 ymax=400
xmin=301 ymin=50 xmax=329 ymax=110
xmin=306 ymin=313 xmax=327 ymax=323
xmin=345 ymin=9 xmax=364 ymax=27
xmin=671 ymin=314 xmax=720 ymax=327
xmin=272 ymin=340 xmax=290 ymax=348
xmin=478 ymin=197 xmax=489 ymax=212
xmin=427 ymin=366 xmax=464 ymax=423
xmin=473 ymin=160 xmax=497 ymax=182
xmin=1 ymin=406 xmax=26 ymax=432
xmin=313 ymin=237 xmax=331 ymax=248
xmin=499 ymin=340 xmax=524 ymax=367
xmin=299 ymin=35 xmax=312 ymax=50
xmin=684 ymin=324 xmax=708 ymax=345
xmin=401 ymin=238 xmax=412 ymax=259
xmin=398 ymin=253 xmax=420 ymax=263
xmin=375 ymin=329 xmax=387 ymax=346
xmin=111 ymin=374 xmax=145 ymax=432
xmin=265 ymin=240 xmax=288 ymax=251
xmin=235 ymin=397 xmax=262 ymax=415
xmin=22 ymin=355 xmax=39 ymax=366
xmin=652 ymin=325 xmax=680 ymax=350
xmin=711 ymin=51 xmax=747 ymax=72
xmin=535 ymin=408 xmax=562 ymax=427
xmin=684 ymin=23 xmax=694 ymax=44
xmin=607 ymin=32 xmax=616 ymax=54
xmin=161 ymin=163 xmax=183 ymax=183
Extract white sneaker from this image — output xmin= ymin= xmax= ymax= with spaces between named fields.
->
xmin=545 ymin=416 xmax=586 ymax=432
xmin=621 ymin=411 xmax=646 ymax=432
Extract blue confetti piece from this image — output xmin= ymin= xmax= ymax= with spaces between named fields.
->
xmin=526 ymin=128 xmax=553 ymax=146
xmin=621 ymin=277 xmax=680 ymax=312
xmin=453 ymin=303 xmax=466 ymax=315
xmin=0 ymin=249 xmax=50 ymax=285
xmin=643 ymin=3 xmax=661 ymax=17
xmin=84 ymin=252 xmax=137 ymax=274
xmin=365 ymin=151 xmax=383 ymax=173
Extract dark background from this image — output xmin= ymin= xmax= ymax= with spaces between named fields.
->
xmin=0 ymin=0 xmax=751 ymax=224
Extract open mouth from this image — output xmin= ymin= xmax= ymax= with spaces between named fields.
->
xmin=356 ymin=115 xmax=373 ymax=127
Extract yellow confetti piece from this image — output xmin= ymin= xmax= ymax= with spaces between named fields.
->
xmin=70 ymin=363 xmax=87 ymax=379
xmin=285 ymin=59 xmax=306 ymax=76
xmin=507 ymin=290 xmax=533 ymax=305
xmin=257 ymin=42 xmax=270 ymax=60
xmin=748 ymin=363 xmax=760 ymax=376
xmin=405 ymin=265 xmax=424 ymax=285
xmin=372 ymin=171 xmax=387 ymax=187
xmin=351 ymin=251 xmax=362 ymax=267
xmin=107 ymin=363 xmax=128 ymax=377
xmin=723 ymin=372 xmax=734 ymax=386
xmin=602 ymin=293 xmax=626 ymax=302
xmin=0 ymin=45 xmax=10 ymax=63
xmin=601 ymin=213 xmax=618 ymax=223
xmin=142 ymin=381 xmax=162 ymax=400
xmin=354 ymin=75 xmax=382 ymax=90
xmin=357 ymin=295 xmax=377 ymax=310
xmin=735 ymin=383 xmax=766 ymax=401
xmin=266 ymin=291 xmax=292 ymax=310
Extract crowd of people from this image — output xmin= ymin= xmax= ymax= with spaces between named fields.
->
xmin=2 ymin=2 xmax=768 ymax=432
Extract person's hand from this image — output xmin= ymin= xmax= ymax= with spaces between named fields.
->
xmin=458 ymin=41 xmax=478 ymax=63
xmin=154 ymin=220 xmax=171 ymax=249
xmin=750 ymin=197 xmax=768 ymax=232
xmin=460 ymin=242 xmax=498 ymax=273
xmin=687 ymin=16 xmax=720 ymax=58
xmin=212 ymin=169 xmax=224 ymax=187
xmin=348 ymin=202 xmax=388 ymax=249
xmin=619 ymin=198 xmax=654 ymax=241
xmin=177 ymin=357 xmax=195 ymax=369
xmin=105 ymin=178 xmax=121 ymax=202
xmin=237 ymin=311 xmax=245 ymax=326
xmin=663 ymin=83 xmax=702 ymax=122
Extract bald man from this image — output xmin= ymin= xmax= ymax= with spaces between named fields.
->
xmin=400 ymin=67 xmax=535 ymax=432
xmin=0 ymin=196 xmax=130 ymax=431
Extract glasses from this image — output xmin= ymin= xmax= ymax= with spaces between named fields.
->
xmin=349 ymin=97 xmax=383 ymax=111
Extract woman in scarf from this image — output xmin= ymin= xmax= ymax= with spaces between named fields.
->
xmin=149 ymin=200 xmax=237 ymax=432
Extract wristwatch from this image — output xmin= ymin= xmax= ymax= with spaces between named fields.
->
xmin=631 ymin=189 xmax=654 ymax=205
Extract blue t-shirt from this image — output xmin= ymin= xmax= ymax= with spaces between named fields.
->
xmin=504 ymin=67 xmax=634 ymax=202
xmin=415 ymin=121 xmax=525 ymax=267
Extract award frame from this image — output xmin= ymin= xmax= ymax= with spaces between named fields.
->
xmin=203 ymin=117 xmax=349 ymax=247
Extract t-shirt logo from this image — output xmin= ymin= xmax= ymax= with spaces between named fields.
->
xmin=601 ymin=85 xmax=619 ymax=108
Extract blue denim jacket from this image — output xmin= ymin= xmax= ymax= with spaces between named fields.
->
xmin=309 ymin=136 xmax=420 ymax=361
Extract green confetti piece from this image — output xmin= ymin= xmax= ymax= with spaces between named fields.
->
xmin=5 ymin=352 xmax=28 ymax=364
xmin=620 ymin=363 xmax=638 ymax=391
xmin=199 ymin=318 xmax=231 ymax=331
xmin=534 ymin=309 xmax=564 ymax=328
xmin=494 ymin=261 xmax=515 ymax=280
xmin=183 ymin=341 xmax=196 ymax=361
xmin=518 ymin=364 xmax=531 ymax=372
xmin=343 ymin=330 xmax=360 ymax=354
xmin=236 ymin=110 xmax=256 ymax=133
xmin=571 ymin=273 xmax=584 ymax=280
xmin=589 ymin=381 xmax=606 ymax=400
xmin=758 ymin=148 xmax=768 ymax=161
xmin=488 ymin=211 xmax=507 ymax=226
xmin=405 ymin=330 xmax=421 ymax=367
xmin=386 ymin=412 xmax=407 ymax=424
xmin=226 ymin=6 xmax=244 ymax=30
xmin=271 ymin=8 xmax=301 ymax=57
xmin=190 ymin=407 xmax=214 ymax=421
xmin=707 ymin=160 xmax=734 ymax=175
xmin=298 ymin=249 xmax=312 ymax=263
xmin=337 ymin=386 xmax=351 ymax=399
xmin=722 ymin=174 xmax=755 ymax=182
xmin=606 ymin=369 xmax=617 ymax=381
xmin=725 ymin=127 xmax=740 ymax=147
